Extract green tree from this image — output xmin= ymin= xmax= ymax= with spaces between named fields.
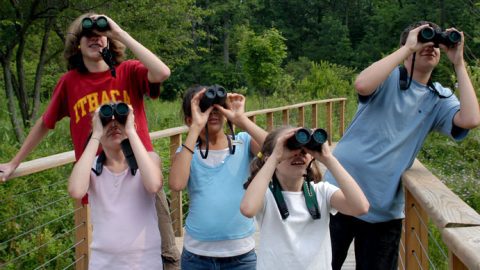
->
xmin=237 ymin=27 xmax=287 ymax=96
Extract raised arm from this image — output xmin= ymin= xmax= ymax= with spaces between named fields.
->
xmin=169 ymin=90 xmax=214 ymax=191
xmin=443 ymin=30 xmax=480 ymax=129
xmin=100 ymin=15 xmax=170 ymax=83
xmin=354 ymin=24 xmax=431 ymax=96
xmin=68 ymin=113 xmax=103 ymax=199
xmin=124 ymin=107 xmax=162 ymax=193
xmin=0 ymin=117 xmax=49 ymax=182
xmin=215 ymin=93 xmax=268 ymax=155
xmin=307 ymin=144 xmax=369 ymax=216
xmin=241 ymin=130 xmax=295 ymax=218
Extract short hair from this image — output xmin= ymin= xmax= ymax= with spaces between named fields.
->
xmin=64 ymin=13 xmax=126 ymax=71
xmin=399 ymin=21 xmax=441 ymax=46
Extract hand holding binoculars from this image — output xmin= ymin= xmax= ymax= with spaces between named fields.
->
xmin=286 ymin=128 xmax=328 ymax=150
xmin=81 ymin=16 xmax=110 ymax=35
xmin=418 ymin=27 xmax=461 ymax=48
xmin=199 ymin=85 xmax=227 ymax=112
xmin=99 ymin=102 xmax=129 ymax=126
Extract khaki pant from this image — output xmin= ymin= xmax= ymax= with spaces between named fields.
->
xmin=156 ymin=189 xmax=181 ymax=270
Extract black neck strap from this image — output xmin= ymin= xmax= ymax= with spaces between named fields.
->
xmin=198 ymin=120 xmax=236 ymax=159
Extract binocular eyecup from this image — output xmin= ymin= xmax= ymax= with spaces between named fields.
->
xmin=286 ymin=128 xmax=328 ymax=150
xmin=81 ymin=16 xmax=109 ymax=35
xmin=199 ymin=85 xmax=227 ymax=112
xmin=418 ymin=27 xmax=461 ymax=48
xmin=99 ymin=102 xmax=129 ymax=126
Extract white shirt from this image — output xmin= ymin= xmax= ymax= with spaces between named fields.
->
xmin=255 ymin=181 xmax=339 ymax=270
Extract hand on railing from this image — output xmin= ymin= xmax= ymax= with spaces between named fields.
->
xmin=0 ymin=161 xmax=19 ymax=182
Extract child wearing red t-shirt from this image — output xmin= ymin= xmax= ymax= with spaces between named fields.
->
xmin=0 ymin=12 xmax=180 ymax=269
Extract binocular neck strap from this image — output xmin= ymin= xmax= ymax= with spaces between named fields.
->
xmin=270 ymin=171 xmax=320 ymax=220
xmin=198 ymin=120 xmax=236 ymax=159
xmin=401 ymin=52 xmax=416 ymax=91
xmin=100 ymin=40 xmax=116 ymax=78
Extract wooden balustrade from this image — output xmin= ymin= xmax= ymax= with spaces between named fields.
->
xmin=6 ymin=97 xmax=480 ymax=269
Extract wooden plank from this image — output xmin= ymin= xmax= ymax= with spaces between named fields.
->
xmin=298 ymin=107 xmax=305 ymax=127
xmin=74 ymin=200 xmax=90 ymax=270
xmin=325 ymin=102 xmax=333 ymax=145
xmin=443 ymin=226 xmax=480 ymax=270
xmin=169 ymin=134 xmax=183 ymax=237
xmin=244 ymin=98 xmax=347 ymax=117
xmin=10 ymin=151 xmax=75 ymax=179
xmin=266 ymin=112 xmax=274 ymax=132
xmin=311 ymin=104 xmax=318 ymax=128
xmin=282 ymin=110 xmax=289 ymax=126
xmin=402 ymin=160 xmax=480 ymax=228
xmin=405 ymin=189 xmax=428 ymax=270
xmin=339 ymin=99 xmax=346 ymax=137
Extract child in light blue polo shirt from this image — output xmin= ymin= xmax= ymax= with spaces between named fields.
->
xmin=326 ymin=20 xmax=480 ymax=270
xmin=169 ymin=85 xmax=267 ymax=269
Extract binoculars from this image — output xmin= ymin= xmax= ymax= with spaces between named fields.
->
xmin=81 ymin=16 xmax=109 ymax=34
xmin=418 ymin=27 xmax=461 ymax=48
xmin=99 ymin=102 xmax=129 ymax=126
xmin=286 ymin=128 xmax=328 ymax=150
xmin=199 ymin=85 xmax=227 ymax=112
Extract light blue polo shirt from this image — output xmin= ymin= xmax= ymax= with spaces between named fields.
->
xmin=325 ymin=67 xmax=468 ymax=223
xmin=185 ymin=132 xmax=255 ymax=241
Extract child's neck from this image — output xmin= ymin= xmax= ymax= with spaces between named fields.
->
xmin=84 ymin=57 xmax=109 ymax=73
xmin=200 ymin=132 xmax=228 ymax=150
xmin=276 ymin=172 xmax=304 ymax=192
xmin=103 ymin=148 xmax=128 ymax=173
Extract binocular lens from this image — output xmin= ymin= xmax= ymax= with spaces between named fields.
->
xmin=419 ymin=28 xmax=435 ymax=41
xmin=448 ymin=31 xmax=461 ymax=43
xmin=295 ymin=129 xmax=311 ymax=144
xmin=311 ymin=129 xmax=327 ymax=144
xmin=216 ymin=87 xmax=227 ymax=98
xmin=81 ymin=18 xmax=94 ymax=30
xmin=99 ymin=104 xmax=114 ymax=117
xmin=115 ymin=103 xmax=129 ymax=116
xmin=95 ymin=17 xmax=108 ymax=30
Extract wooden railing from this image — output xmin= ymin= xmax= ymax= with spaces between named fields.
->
xmin=2 ymin=97 xmax=479 ymax=269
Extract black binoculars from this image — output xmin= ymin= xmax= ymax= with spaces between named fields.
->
xmin=286 ymin=128 xmax=328 ymax=150
xmin=199 ymin=85 xmax=227 ymax=112
xmin=81 ymin=16 xmax=109 ymax=34
xmin=99 ymin=102 xmax=129 ymax=126
xmin=418 ymin=27 xmax=461 ymax=48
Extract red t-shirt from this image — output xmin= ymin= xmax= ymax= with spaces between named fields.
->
xmin=43 ymin=60 xmax=156 ymax=160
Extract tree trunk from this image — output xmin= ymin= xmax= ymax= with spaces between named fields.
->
xmin=31 ymin=17 xmax=54 ymax=121
xmin=16 ymin=33 xmax=29 ymax=127
xmin=1 ymin=57 xmax=25 ymax=143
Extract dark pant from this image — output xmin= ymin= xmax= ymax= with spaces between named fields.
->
xmin=181 ymin=248 xmax=257 ymax=270
xmin=330 ymin=213 xmax=403 ymax=270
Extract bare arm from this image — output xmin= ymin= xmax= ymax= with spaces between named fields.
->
xmin=443 ymin=30 xmax=480 ymax=129
xmin=215 ymin=93 xmax=268 ymax=155
xmin=169 ymin=90 xmax=213 ymax=191
xmin=100 ymin=15 xmax=170 ymax=83
xmin=1 ymin=117 xmax=49 ymax=182
xmin=355 ymin=25 xmax=431 ymax=96
xmin=68 ymin=113 xmax=103 ymax=199
xmin=124 ymin=109 xmax=162 ymax=193
xmin=307 ymin=144 xmax=369 ymax=216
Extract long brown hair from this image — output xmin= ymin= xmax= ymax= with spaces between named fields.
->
xmin=64 ymin=12 xmax=126 ymax=71
xmin=244 ymin=126 xmax=323 ymax=189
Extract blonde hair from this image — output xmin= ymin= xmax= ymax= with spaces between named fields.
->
xmin=244 ymin=126 xmax=323 ymax=189
xmin=64 ymin=12 xmax=126 ymax=71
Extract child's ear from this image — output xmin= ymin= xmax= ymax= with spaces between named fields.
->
xmin=185 ymin=116 xmax=192 ymax=126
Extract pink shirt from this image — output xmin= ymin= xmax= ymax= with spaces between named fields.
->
xmin=88 ymin=164 xmax=162 ymax=269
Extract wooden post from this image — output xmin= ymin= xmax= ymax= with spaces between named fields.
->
xmin=449 ymin=252 xmax=468 ymax=270
xmin=311 ymin=103 xmax=318 ymax=128
xmin=298 ymin=107 xmax=305 ymax=127
xmin=282 ymin=110 xmax=289 ymax=126
xmin=170 ymin=134 xmax=183 ymax=237
xmin=248 ymin=115 xmax=256 ymax=124
xmin=339 ymin=99 xmax=346 ymax=137
xmin=74 ymin=200 xmax=90 ymax=270
xmin=266 ymin=112 xmax=274 ymax=131
xmin=325 ymin=102 xmax=333 ymax=145
xmin=405 ymin=189 xmax=428 ymax=270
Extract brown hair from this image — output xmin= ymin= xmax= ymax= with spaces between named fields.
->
xmin=399 ymin=20 xmax=440 ymax=46
xmin=244 ymin=126 xmax=323 ymax=189
xmin=64 ymin=12 xmax=126 ymax=71
xmin=181 ymin=85 xmax=206 ymax=122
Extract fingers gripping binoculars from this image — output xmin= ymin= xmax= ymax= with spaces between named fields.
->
xmin=81 ymin=16 xmax=110 ymax=34
xmin=286 ymin=128 xmax=328 ymax=150
xmin=418 ymin=27 xmax=461 ymax=48
xmin=99 ymin=102 xmax=129 ymax=126
xmin=199 ymin=85 xmax=227 ymax=112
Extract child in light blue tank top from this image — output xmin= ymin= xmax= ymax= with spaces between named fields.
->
xmin=169 ymin=85 xmax=267 ymax=269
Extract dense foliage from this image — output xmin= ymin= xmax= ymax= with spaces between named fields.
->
xmin=1 ymin=0 xmax=479 ymax=268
